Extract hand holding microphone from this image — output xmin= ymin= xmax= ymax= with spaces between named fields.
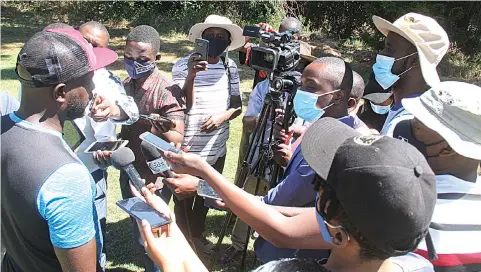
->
xmin=110 ymin=147 xmax=146 ymax=195
xmin=141 ymin=141 xmax=197 ymax=200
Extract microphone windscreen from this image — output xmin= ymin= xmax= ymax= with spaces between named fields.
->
xmin=110 ymin=147 xmax=135 ymax=169
xmin=140 ymin=141 xmax=162 ymax=161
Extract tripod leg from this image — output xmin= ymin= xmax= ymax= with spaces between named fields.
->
xmin=209 ymin=211 xmax=235 ymax=270
xmin=240 ymin=176 xmax=262 ymax=271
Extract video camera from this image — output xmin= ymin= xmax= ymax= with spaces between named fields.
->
xmin=243 ymin=26 xmax=301 ymax=73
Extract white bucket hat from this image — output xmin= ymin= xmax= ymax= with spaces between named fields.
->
xmin=189 ymin=15 xmax=244 ymax=51
xmin=372 ymin=13 xmax=449 ymax=88
xmin=402 ymin=81 xmax=481 ymax=160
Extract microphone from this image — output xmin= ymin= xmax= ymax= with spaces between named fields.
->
xmin=141 ymin=141 xmax=188 ymax=200
xmin=140 ymin=141 xmax=174 ymax=178
xmin=110 ymin=147 xmax=145 ymax=193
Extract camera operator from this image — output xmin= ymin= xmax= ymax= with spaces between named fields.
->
xmin=239 ymin=17 xmax=303 ymax=87
xmin=254 ymin=57 xmax=375 ymax=263
xmin=153 ymin=117 xmax=437 ymax=272
xmin=395 ymin=81 xmax=481 ymax=272
xmin=223 ymin=46 xmax=317 ymax=264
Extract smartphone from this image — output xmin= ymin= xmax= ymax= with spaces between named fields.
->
xmin=116 ymin=197 xmax=171 ymax=228
xmin=139 ymin=132 xmax=181 ymax=154
xmin=197 ymin=179 xmax=222 ymax=201
xmin=194 ymin=38 xmax=209 ymax=61
xmin=84 ymin=140 xmax=128 ymax=153
xmin=89 ymin=93 xmax=99 ymax=112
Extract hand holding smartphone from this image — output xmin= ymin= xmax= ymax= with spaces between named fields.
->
xmin=84 ymin=140 xmax=129 ymax=153
xmin=197 ymin=179 xmax=222 ymax=201
xmin=193 ymin=38 xmax=209 ymax=61
xmin=117 ymin=197 xmax=171 ymax=228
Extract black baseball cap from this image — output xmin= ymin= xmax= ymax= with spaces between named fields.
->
xmin=302 ymin=117 xmax=436 ymax=255
xmin=16 ymin=28 xmax=118 ymax=88
xmin=363 ymin=70 xmax=393 ymax=104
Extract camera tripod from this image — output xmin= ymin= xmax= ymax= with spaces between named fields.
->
xmin=209 ymin=82 xmax=296 ymax=271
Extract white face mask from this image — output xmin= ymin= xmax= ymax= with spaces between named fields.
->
xmin=372 ymin=52 xmax=417 ymax=89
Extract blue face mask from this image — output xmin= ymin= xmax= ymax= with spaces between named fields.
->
xmin=370 ymin=101 xmax=391 ymax=115
xmin=372 ymin=53 xmax=416 ymax=90
xmin=124 ymin=58 xmax=156 ymax=79
xmin=293 ymin=89 xmax=340 ymax=123
xmin=315 ymin=195 xmax=348 ymax=245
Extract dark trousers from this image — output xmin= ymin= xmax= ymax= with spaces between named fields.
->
xmin=173 ymin=155 xmax=226 ymax=240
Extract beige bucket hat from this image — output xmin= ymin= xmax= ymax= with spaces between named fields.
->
xmin=402 ymin=81 xmax=481 ymax=160
xmin=189 ymin=15 xmax=244 ymax=50
xmin=372 ymin=13 xmax=449 ymax=88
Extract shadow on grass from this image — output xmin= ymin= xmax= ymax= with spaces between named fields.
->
xmin=1 ymin=68 xmax=18 ymax=81
xmin=204 ymin=212 xmax=258 ymax=272
xmin=105 ymin=217 xmax=142 ymax=271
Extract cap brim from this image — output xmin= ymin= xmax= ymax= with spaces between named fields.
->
xmin=302 ymin=118 xmax=361 ymax=180
xmin=363 ymin=92 xmax=393 ymax=104
xmin=189 ymin=23 xmax=245 ymax=50
xmin=90 ymin=47 xmax=118 ymax=71
xmin=402 ymin=97 xmax=481 ymax=160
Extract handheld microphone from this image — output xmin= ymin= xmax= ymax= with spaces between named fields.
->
xmin=140 ymin=141 xmax=188 ymax=200
xmin=110 ymin=147 xmax=145 ymax=193
xmin=140 ymin=141 xmax=174 ymax=178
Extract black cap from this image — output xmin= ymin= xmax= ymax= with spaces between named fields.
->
xmin=302 ymin=118 xmax=436 ymax=255
xmin=362 ymin=70 xmax=393 ymax=104
xmin=16 ymin=28 xmax=117 ymax=88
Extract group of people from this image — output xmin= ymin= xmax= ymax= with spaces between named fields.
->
xmin=1 ymin=10 xmax=480 ymax=272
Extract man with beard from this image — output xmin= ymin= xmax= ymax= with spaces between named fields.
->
xmin=1 ymin=28 xmax=117 ymax=271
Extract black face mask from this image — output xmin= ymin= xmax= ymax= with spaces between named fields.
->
xmin=393 ymin=119 xmax=444 ymax=159
xmin=205 ymin=36 xmax=229 ymax=57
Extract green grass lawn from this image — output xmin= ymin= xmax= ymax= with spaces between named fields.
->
xmin=1 ymin=22 xmax=256 ymax=271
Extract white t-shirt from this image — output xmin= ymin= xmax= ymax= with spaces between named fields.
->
xmin=416 ymin=174 xmax=481 ymax=271
xmin=75 ymin=68 xmax=139 ymax=173
xmin=172 ymin=56 xmax=240 ymax=165
xmin=0 ymin=92 xmax=20 ymax=116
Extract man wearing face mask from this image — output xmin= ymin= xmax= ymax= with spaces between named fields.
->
xmin=365 ymin=13 xmax=449 ymax=137
xmin=157 ymin=118 xmax=437 ymax=272
xmin=171 ymin=15 xmax=243 ymax=254
xmin=394 ymin=81 xmax=481 ymax=272
xmin=120 ymin=25 xmax=186 ymax=272
xmin=221 ymin=47 xmax=317 ymax=264
xmin=1 ymin=28 xmax=118 ymax=271
xmin=358 ymin=71 xmax=394 ymax=133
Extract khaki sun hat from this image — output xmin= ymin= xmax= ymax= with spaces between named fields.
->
xmin=402 ymin=81 xmax=481 ymax=160
xmin=189 ymin=15 xmax=244 ymax=50
xmin=372 ymin=13 xmax=449 ymax=88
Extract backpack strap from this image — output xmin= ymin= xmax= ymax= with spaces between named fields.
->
xmin=221 ymin=55 xmax=232 ymax=96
